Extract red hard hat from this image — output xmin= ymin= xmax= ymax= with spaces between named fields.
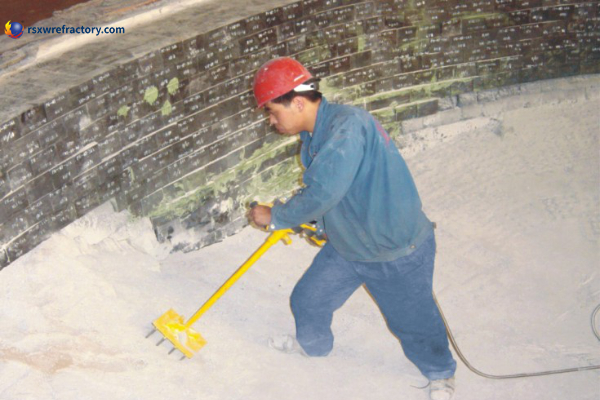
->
xmin=253 ymin=57 xmax=313 ymax=108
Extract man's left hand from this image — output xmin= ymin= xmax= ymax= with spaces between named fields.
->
xmin=248 ymin=205 xmax=272 ymax=228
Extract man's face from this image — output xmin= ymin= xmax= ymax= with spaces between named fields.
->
xmin=263 ymin=100 xmax=303 ymax=136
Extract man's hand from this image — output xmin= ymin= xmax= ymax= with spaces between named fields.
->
xmin=248 ymin=204 xmax=272 ymax=228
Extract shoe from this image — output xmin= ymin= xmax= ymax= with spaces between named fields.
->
xmin=429 ymin=377 xmax=455 ymax=400
xmin=267 ymin=334 xmax=306 ymax=356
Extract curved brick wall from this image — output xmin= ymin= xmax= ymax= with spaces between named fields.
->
xmin=1 ymin=0 xmax=599 ymax=269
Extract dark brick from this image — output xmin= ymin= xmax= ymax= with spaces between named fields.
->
xmin=86 ymin=94 xmax=111 ymax=121
xmin=137 ymin=51 xmax=164 ymax=77
xmin=98 ymin=132 xmax=123 ymax=160
xmin=421 ymin=53 xmax=444 ymax=70
xmin=3 ymin=210 xmax=32 ymax=241
xmin=96 ymin=156 xmax=122 ymax=181
xmin=189 ymin=126 xmax=210 ymax=151
xmin=69 ymin=80 xmax=96 ymax=108
xmin=6 ymin=223 xmax=47 ymax=263
xmin=207 ymin=64 xmax=230 ymax=85
xmin=367 ymin=92 xmax=411 ymax=111
xmin=49 ymin=158 xmax=77 ymax=188
xmin=303 ymin=0 xmax=324 ymax=15
xmin=162 ymin=101 xmax=186 ymax=126
xmin=61 ymin=106 xmax=90 ymax=137
xmin=141 ymin=189 xmax=165 ymax=216
xmin=277 ymin=21 xmax=298 ymax=42
xmin=417 ymin=99 xmax=439 ymax=117
xmin=74 ymin=144 xmax=100 ymax=174
xmin=329 ymin=56 xmax=352 ymax=74
xmin=264 ymin=6 xmax=284 ymax=27
xmin=47 ymin=185 xmax=75 ymax=213
xmin=484 ymin=14 xmax=510 ymax=31
xmin=0 ymin=175 xmax=8 ymax=199
xmin=183 ymin=147 xmax=212 ymax=174
xmin=462 ymin=18 xmax=488 ymax=34
xmin=183 ymin=91 xmax=205 ymax=116
xmin=49 ymin=204 xmax=77 ymax=231
xmin=427 ymin=35 xmax=451 ymax=54
xmin=183 ymin=34 xmax=206 ymax=60
xmin=401 ymin=54 xmax=422 ymax=72
xmin=282 ymin=2 xmax=303 ymax=21
xmin=516 ymin=0 xmax=542 ymax=8
xmin=215 ymin=41 xmax=240 ymax=64
xmin=43 ymin=92 xmax=70 ymax=122
xmin=7 ymin=161 xmax=33 ymax=191
xmin=91 ymin=70 xmax=119 ymax=97
xmin=0 ymin=187 xmax=29 ymax=219
xmin=25 ymin=170 xmax=54 ymax=204
xmin=33 ymin=120 xmax=64 ymax=150
xmin=138 ymin=112 xmax=163 ymax=138
xmin=244 ymin=13 xmax=268 ymax=35
xmin=134 ymin=134 xmax=159 ymax=160
xmin=395 ymin=103 xmax=418 ymax=121
xmin=157 ymin=125 xmax=182 ymax=148
xmin=3 ymin=133 xmax=42 ymax=170
xmin=144 ymin=169 xmax=169 ymax=194
xmin=107 ymin=83 xmax=135 ymax=115
xmin=74 ymin=191 xmax=101 ymax=218
xmin=0 ymin=249 xmax=8 ymax=269
xmin=217 ymin=97 xmax=242 ymax=118
xmin=55 ymin=138 xmax=83 ymax=162
xmin=363 ymin=16 xmax=383 ymax=34
xmin=98 ymin=176 xmax=123 ymax=204
xmin=0 ymin=117 xmax=21 ymax=147
xmin=73 ymin=168 xmax=99 ymax=199
xmin=350 ymin=51 xmax=373 ymax=69
xmin=24 ymin=195 xmax=53 ymax=225
xmin=160 ymin=42 xmax=185 ymax=66
xmin=355 ymin=1 xmax=375 ymax=19
xmin=205 ymin=85 xmax=227 ymax=107
xmin=20 ymin=105 xmax=47 ymax=134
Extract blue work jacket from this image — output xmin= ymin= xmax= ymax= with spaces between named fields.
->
xmin=270 ymin=97 xmax=433 ymax=262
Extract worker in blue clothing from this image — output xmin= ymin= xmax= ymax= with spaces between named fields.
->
xmin=248 ymin=57 xmax=457 ymax=400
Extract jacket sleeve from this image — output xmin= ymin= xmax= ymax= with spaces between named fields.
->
xmin=270 ymin=119 xmax=365 ymax=230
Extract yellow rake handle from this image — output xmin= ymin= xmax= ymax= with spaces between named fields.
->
xmin=184 ymin=229 xmax=293 ymax=328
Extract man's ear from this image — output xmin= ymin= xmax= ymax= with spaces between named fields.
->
xmin=293 ymin=96 xmax=305 ymax=112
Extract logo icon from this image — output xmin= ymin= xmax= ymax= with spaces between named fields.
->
xmin=5 ymin=21 xmax=24 ymax=39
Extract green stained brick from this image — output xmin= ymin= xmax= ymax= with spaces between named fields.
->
xmin=371 ymin=107 xmax=396 ymax=126
xmin=297 ymin=45 xmax=332 ymax=66
xmin=146 ymin=136 xmax=302 ymax=221
xmin=117 ymin=105 xmax=130 ymax=117
xmin=161 ymin=100 xmax=173 ymax=116
xmin=394 ymin=103 xmax=418 ymax=122
xmin=144 ymin=86 xmax=159 ymax=105
xmin=167 ymin=77 xmax=180 ymax=95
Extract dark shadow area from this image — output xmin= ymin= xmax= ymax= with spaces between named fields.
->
xmin=1 ymin=0 xmax=91 ymax=27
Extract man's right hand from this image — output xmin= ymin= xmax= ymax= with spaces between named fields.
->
xmin=248 ymin=204 xmax=272 ymax=228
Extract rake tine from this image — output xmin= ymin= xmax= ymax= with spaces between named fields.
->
xmin=145 ymin=328 xmax=157 ymax=338
xmin=156 ymin=338 xmax=166 ymax=346
xmin=180 ymin=354 xmax=186 ymax=361
xmin=168 ymin=347 xmax=177 ymax=355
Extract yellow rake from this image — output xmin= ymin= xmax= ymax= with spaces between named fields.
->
xmin=147 ymin=223 xmax=325 ymax=359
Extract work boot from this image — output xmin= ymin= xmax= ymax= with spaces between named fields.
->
xmin=267 ymin=334 xmax=306 ymax=356
xmin=429 ymin=377 xmax=455 ymax=400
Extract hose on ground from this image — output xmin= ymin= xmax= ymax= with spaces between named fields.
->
xmin=433 ymin=293 xmax=600 ymax=379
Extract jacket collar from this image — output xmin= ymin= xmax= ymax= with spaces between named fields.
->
xmin=306 ymin=96 xmax=328 ymax=138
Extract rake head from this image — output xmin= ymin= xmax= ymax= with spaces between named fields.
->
xmin=150 ymin=309 xmax=207 ymax=359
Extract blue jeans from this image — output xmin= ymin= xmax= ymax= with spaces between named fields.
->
xmin=290 ymin=232 xmax=456 ymax=380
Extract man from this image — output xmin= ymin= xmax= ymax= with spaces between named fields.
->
xmin=248 ymin=57 xmax=457 ymax=400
